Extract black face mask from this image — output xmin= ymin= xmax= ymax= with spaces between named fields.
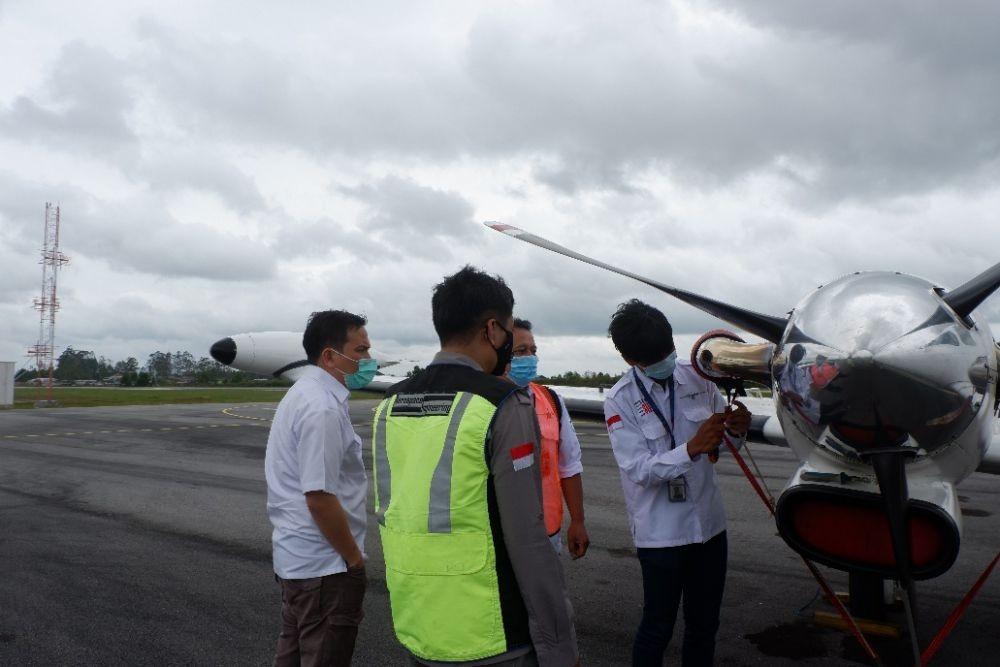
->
xmin=488 ymin=323 xmax=514 ymax=376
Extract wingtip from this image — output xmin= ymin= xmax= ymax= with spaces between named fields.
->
xmin=483 ymin=221 xmax=520 ymax=234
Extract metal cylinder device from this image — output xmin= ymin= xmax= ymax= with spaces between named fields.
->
xmin=690 ymin=329 xmax=774 ymax=386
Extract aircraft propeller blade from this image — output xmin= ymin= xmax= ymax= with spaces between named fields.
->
xmin=942 ymin=260 xmax=1000 ymax=321
xmin=485 ymin=222 xmax=789 ymax=343
xmin=869 ymin=450 xmax=922 ymax=665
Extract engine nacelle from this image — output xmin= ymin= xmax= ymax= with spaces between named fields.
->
xmin=775 ymin=468 xmax=961 ymax=580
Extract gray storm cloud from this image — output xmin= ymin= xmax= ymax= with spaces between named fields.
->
xmin=0 ymin=1 xmax=997 ymax=368
xmin=125 ymin=4 xmax=1000 ymax=202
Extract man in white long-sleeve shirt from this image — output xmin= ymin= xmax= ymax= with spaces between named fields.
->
xmin=602 ymin=300 xmax=751 ymax=667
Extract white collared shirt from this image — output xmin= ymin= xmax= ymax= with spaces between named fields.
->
xmin=265 ymin=364 xmax=368 ymax=578
xmin=603 ymin=361 xmax=744 ymax=548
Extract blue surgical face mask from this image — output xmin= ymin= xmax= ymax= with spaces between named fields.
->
xmin=508 ymin=355 xmax=538 ymax=387
xmin=332 ymin=349 xmax=378 ymax=390
xmin=642 ymin=351 xmax=677 ymax=380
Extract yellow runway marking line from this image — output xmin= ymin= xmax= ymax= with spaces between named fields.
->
xmin=220 ymin=405 xmax=274 ymax=422
xmin=1 ymin=425 xmax=250 ymax=439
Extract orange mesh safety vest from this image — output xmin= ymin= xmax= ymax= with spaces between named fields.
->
xmin=530 ymin=382 xmax=563 ymax=536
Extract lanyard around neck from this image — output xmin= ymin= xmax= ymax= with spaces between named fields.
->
xmin=632 ymin=368 xmax=676 ymax=450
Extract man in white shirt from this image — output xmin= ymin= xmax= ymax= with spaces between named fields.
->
xmin=505 ymin=318 xmax=590 ymax=558
xmin=265 ymin=310 xmax=376 ymax=667
xmin=603 ymin=300 xmax=750 ymax=667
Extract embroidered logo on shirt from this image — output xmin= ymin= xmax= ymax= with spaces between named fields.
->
xmin=606 ymin=414 xmax=624 ymax=433
xmin=678 ymin=391 xmax=705 ymax=401
xmin=633 ymin=399 xmax=654 ymax=418
xmin=510 ymin=442 xmax=535 ymax=471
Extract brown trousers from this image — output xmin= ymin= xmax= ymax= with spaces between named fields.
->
xmin=274 ymin=566 xmax=367 ymax=667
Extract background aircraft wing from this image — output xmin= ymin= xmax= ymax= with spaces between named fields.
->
xmin=981 ymin=419 xmax=1000 ymax=474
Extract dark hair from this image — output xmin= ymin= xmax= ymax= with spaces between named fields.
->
xmin=789 ymin=344 xmax=806 ymax=364
xmin=513 ymin=318 xmax=532 ymax=331
xmin=431 ymin=266 xmax=515 ymax=344
xmin=607 ymin=299 xmax=674 ymax=365
xmin=303 ymin=310 xmax=367 ymax=364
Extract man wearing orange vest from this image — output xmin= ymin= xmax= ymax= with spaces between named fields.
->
xmin=506 ymin=318 xmax=590 ymax=559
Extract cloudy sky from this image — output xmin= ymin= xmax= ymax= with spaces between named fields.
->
xmin=1 ymin=1 xmax=998 ymax=375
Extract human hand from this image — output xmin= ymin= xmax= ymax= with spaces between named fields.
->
xmin=567 ymin=520 xmax=590 ymax=559
xmin=346 ymin=549 xmax=365 ymax=570
xmin=724 ymin=400 xmax=751 ymax=437
xmin=687 ymin=413 xmax=726 ymax=459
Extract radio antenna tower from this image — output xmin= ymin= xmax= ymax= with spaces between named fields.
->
xmin=27 ymin=203 xmax=69 ymax=404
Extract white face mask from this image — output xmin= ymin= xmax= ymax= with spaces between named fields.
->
xmin=642 ymin=351 xmax=677 ymax=380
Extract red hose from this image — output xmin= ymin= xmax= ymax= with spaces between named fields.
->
xmin=920 ymin=550 xmax=1000 ymax=665
xmin=722 ymin=434 xmax=883 ymax=665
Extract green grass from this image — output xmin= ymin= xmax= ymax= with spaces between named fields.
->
xmin=9 ymin=386 xmax=382 ymax=409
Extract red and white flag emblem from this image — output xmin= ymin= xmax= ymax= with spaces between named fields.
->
xmin=510 ymin=442 xmax=535 ymax=471
xmin=606 ymin=414 xmax=624 ymax=433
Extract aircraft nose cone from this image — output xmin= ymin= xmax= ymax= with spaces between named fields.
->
xmin=210 ymin=337 xmax=237 ymax=365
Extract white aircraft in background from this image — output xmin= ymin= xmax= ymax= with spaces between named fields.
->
xmin=211 ymin=222 xmax=1000 ymax=664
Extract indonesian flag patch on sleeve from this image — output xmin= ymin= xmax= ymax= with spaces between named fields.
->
xmin=606 ymin=414 xmax=623 ymax=433
xmin=510 ymin=442 xmax=535 ymax=471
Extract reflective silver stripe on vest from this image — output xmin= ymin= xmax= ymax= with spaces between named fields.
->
xmin=427 ymin=391 xmax=474 ymax=533
xmin=374 ymin=400 xmax=391 ymax=526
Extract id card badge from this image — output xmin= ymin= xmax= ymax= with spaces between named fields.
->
xmin=668 ymin=476 xmax=688 ymax=503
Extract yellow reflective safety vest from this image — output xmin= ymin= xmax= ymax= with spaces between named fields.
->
xmin=372 ymin=364 xmax=531 ymax=663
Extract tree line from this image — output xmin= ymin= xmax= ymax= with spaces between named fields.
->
xmin=15 ymin=348 xmax=279 ymax=386
xmin=405 ymin=365 xmax=623 ymax=388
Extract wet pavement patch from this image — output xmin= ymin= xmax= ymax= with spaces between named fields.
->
xmin=606 ymin=547 xmax=634 ymax=559
xmin=840 ymin=633 xmax=914 ymax=666
xmin=745 ymin=621 xmax=829 ymax=659
xmin=961 ymin=507 xmax=990 ymax=517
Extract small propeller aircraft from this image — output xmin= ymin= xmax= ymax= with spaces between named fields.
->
xmin=210 ymin=222 xmax=999 ymax=664
xmin=484 ymin=222 xmax=1000 ymax=664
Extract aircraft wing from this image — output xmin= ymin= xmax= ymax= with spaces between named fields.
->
xmin=212 ymin=331 xmax=999 ymax=473
xmin=982 ymin=419 xmax=1000 ymax=475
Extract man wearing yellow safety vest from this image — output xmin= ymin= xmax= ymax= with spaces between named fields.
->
xmin=372 ymin=266 xmax=579 ymax=666
xmin=505 ymin=318 xmax=590 ymax=559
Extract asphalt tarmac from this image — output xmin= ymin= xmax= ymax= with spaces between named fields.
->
xmin=1 ymin=401 xmax=998 ymax=666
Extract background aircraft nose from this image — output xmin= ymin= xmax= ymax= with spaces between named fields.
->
xmin=210 ymin=337 xmax=237 ymax=365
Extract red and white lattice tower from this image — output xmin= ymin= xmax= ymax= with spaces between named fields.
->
xmin=26 ymin=203 xmax=69 ymax=402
